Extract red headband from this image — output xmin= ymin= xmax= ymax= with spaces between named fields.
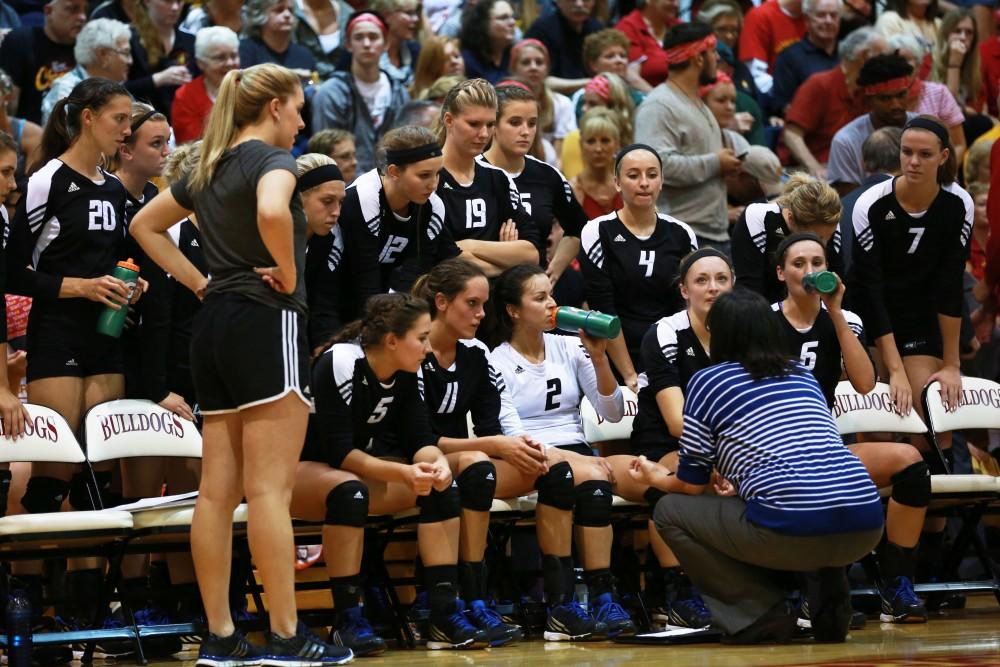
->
xmin=511 ymin=38 xmax=549 ymax=65
xmin=584 ymin=76 xmax=612 ymax=103
xmin=664 ymin=33 xmax=717 ymax=65
xmin=698 ymin=70 xmax=732 ymax=98
xmin=497 ymin=79 xmax=533 ymax=93
xmin=863 ymin=76 xmax=910 ymax=96
xmin=347 ymin=12 xmax=388 ymax=37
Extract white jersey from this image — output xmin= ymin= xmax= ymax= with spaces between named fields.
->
xmin=490 ymin=333 xmax=624 ymax=448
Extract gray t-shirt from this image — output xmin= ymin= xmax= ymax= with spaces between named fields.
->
xmin=827 ymin=112 xmax=916 ymax=188
xmin=171 ymin=140 xmax=307 ymax=315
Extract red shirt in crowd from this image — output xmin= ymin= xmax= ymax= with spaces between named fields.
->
xmin=738 ymin=0 xmax=806 ymax=70
xmin=171 ymin=75 xmax=214 ymax=145
xmin=979 ymin=36 xmax=1000 ymax=117
xmin=614 ymin=9 xmax=680 ymax=87
xmin=985 ymin=139 xmax=1000 ymax=301
xmin=781 ymin=66 xmax=866 ymax=164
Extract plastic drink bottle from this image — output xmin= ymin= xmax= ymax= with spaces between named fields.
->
xmin=802 ymin=271 xmax=838 ymax=294
xmin=548 ymin=306 xmax=622 ymax=339
xmin=96 ymin=258 xmax=140 ymax=337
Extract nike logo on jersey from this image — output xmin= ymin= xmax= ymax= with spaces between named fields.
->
xmin=353 ymin=491 xmax=364 ymax=500
xmin=67 ymin=182 xmax=80 ymax=193
xmin=613 ymin=234 xmax=626 ymax=242
xmin=515 ymin=365 xmax=525 ymax=374
xmin=885 ymin=211 xmax=896 ymax=221
xmin=686 ymin=348 xmax=695 ymax=356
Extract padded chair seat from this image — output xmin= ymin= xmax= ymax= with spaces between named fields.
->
xmin=930 ymin=475 xmax=1000 ymax=495
xmin=612 ymin=495 xmax=642 ymax=508
xmin=0 ymin=510 xmax=133 ymax=536
xmin=517 ymin=492 xmax=539 ymax=512
xmin=131 ymin=503 xmax=248 ymax=530
xmin=491 ymin=497 xmax=520 ymax=513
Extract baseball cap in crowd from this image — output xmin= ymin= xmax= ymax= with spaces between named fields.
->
xmin=739 ymin=146 xmax=783 ymax=197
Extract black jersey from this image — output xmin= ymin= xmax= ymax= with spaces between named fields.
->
xmin=630 ymin=310 xmax=711 ymax=454
xmin=0 ymin=207 xmax=9 ymax=344
xmin=419 ymin=338 xmax=505 ymax=439
xmin=732 ymin=202 xmax=844 ymax=304
xmin=477 ymin=154 xmax=587 ymax=259
xmin=304 ymin=224 xmax=346 ymax=349
xmin=847 ymin=178 xmax=972 ymax=341
xmin=335 ymin=168 xmax=461 ymax=324
xmin=303 ymin=342 xmax=439 ymax=468
xmin=772 ymin=302 xmax=869 ymax=407
xmin=579 ymin=211 xmax=697 ymax=371
xmin=437 ymin=161 xmax=539 ymax=256
xmin=8 ymin=159 xmax=129 ymax=301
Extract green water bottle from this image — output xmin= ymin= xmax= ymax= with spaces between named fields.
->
xmin=549 ymin=306 xmax=622 ymax=339
xmin=96 ymin=258 xmax=140 ymax=338
xmin=802 ymin=271 xmax=838 ymax=295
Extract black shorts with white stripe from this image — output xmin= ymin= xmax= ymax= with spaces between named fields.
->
xmin=191 ymin=292 xmax=310 ymax=414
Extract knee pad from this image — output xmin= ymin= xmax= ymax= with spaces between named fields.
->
xmin=890 ymin=461 xmax=931 ymax=508
xmin=21 ymin=476 xmax=71 ymax=514
xmin=535 ymin=461 xmax=574 ymax=510
xmin=643 ymin=486 xmax=666 ymax=507
xmin=920 ymin=449 xmax=949 ymax=475
xmin=68 ymin=470 xmax=111 ymax=511
xmin=324 ymin=480 xmax=369 ymax=527
xmin=574 ymin=479 xmax=612 ymax=527
xmin=457 ymin=460 xmax=496 ymax=512
xmin=417 ymin=480 xmax=461 ymax=523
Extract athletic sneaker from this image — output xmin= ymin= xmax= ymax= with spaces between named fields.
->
xmin=196 ymin=631 xmax=265 ymax=667
xmin=589 ymin=593 xmax=636 ymax=638
xmin=133 ymin=606 xmax=184 ymax=657
xmin=425 ymin=606 xmax=488 ymax=650
xmin=662 ymin=591 xmax=712 ymax=629
xmin=796 ymin=598 xmax=867 ymax=632
xmin=880 ymin=576 xmax=928 ymax=623
xmin=329 ymin=607 xmax=387 ymax=657
xmin=543 ymin=602 xmax=597 ymax=642
xmin=262 ymin=632 xmax=354 ymax=665
xmin=465 ymin=599 xmax=522 ymax=646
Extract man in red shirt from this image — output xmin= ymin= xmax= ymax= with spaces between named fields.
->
xmin=780 ymin=25 xmax=886 ymax=177
xmin=738 ymin=0 xmax=806 ymax=94
xmin=979 ymin=138 xmax=1000 ymax=342
xmin=980 ymin=31 xmax=1000 ymax=117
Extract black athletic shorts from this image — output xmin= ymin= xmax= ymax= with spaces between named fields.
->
xmin=26 ymin=301 xmax=125 ymax=382
xmin=894 ymin=323 xmax=943 ymax=359
xmin=191 ymin=293 xmax=310 ymax=415
xmin=561 ymin=442 xmax=597 ymax=458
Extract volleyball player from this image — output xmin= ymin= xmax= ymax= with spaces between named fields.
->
xmin=488 ymin=264 xmax=638 ymax=640
xmin=436 ymin=79 xmax=540 ymax=274
xmin=294 ymin=293 xmax=489 ymax=652
xmin=578 ymin=144 xmax=697 ymax=392
xmin=307 ymin=126 xmax=460 ymax=349
xmin=130 ymin=63 xmax=352 ymax=665
xmin=773 ymin=233 xmax=930 ymax=624
xmin=479 ymin=83 xmax=588 ymax=283
xmin=731 ymin=174 xmax=844 ymax=304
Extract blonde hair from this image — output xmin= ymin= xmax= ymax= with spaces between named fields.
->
xmin=410 ymin=36 xmax=462 ymax=99
xmin=964 ymin=137 xmax=994 ymax=185
xmin=130 ymin=0 xmax=165 ymax=66
xmin=163 ymin=140 xmax=202 ymax=186
xmin=190 ymin=63 xmax=301 ymax=192
xmin=776 ymin=173 xmax=842 ymax=229
xmin=419 ymin=74 xmax=466 ymax=102
xmin=295 ymin=152 xmax=338 ymax=191
xmin=967 ymin=181 xmax=989 ymax=198
xmin=579 ymin=107 xmax=625 ymax=145
xmin=107 ymin=101 xmax=168 ymax=172
xmin=586 ymin=72 xmax=635 ymax=143
xmin=434 ymin=78 xmax=497 ymax=145
xmin=377 ymin=125 xmax=439 ymax=173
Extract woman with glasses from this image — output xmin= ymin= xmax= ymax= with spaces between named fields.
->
xmin=172 ymin=26 xmax=241 ymax=144
xmin=459 ymin=0 xmax=516 ymax=84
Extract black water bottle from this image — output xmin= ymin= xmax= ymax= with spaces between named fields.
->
xmin=5 ymin=587 xmax=33 ymax=667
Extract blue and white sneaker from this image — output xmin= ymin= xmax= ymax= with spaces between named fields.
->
xmin=425 ymin=606 xmax=488 ymax=650
xmin=465 ymin=599 xmax=522 ymax=646
xmin=196 ymin=631 xmax=265 ymax=667
xmin=589 ymin=593 xmax=636 ymax=638
xmin=262 ymin=632 xmax=354 ymax=665
xmin=543 ymin=601 xmax=597 ymax=641
xmin=879 ymin=576 xmax=928 ymax=623
xmin=329 ymin=607 xmax=387 ymax=657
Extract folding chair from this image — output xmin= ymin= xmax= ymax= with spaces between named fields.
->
xmin=0 ymin=404 xmax=135 ymax=660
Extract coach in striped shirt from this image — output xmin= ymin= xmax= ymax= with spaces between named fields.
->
xmin=630 ymin=289 xmax=884 ymax=644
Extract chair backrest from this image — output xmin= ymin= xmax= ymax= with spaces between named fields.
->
xmin=0 ymin=404 xmax=84 ymax=464
xmin=83 ymin=399 xmax=202 ymax=463
xmin=923 ymin=377 xmax=1000 ymax=434
xmin=582 ymin=386 xmax=638 ymax=444
xmin=832 ymin=381 xmax=928 ymax=436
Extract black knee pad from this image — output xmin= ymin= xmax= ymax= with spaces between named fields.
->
xmin=535 ymin=461 xmax=574 ymax=510
xmin=21 ymin=476 xmax=71 ymax=514
xmin=890 ymin=461 xmax=931 ymax=508
xmin=417 ymin=480 xmax=461 ymax=523
xmin=68 ymin=470 xmax=111 ymax=511
xmin=324 ymin=480 xmax=369 ymax=527
xmin=574 ymin=479 xmax=612 ymax=527
xmin=920 ymin=449 xmax=949 ymax=475
xmin=457 ymin=460 xmax=496 ymax=511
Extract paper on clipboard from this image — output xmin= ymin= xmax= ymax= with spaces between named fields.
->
xmin=112 ymin=491 xmax=199 ymax=512
xmin=636 ymin=626 xmax=710 ymax=638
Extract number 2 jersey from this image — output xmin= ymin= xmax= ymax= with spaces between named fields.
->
xmin=489 ymin=333 xmax=624 ymax=448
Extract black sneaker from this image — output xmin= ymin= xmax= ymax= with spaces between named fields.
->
xmin=133 ymin=605 xmax=184 ymax=657
xmin=262 ymin=632 xmax=354 ymax=666
xmin=879 ymin=576 xmax=928 ymax=623
xmin=665 ymin=590 xmax=712 ymax=629
xmin=196 ymin=631 xmax=265 ymax=667
xmin=425 ymin=606 xmax=488 ymax=650
xmin=465 ymin=599 xmax=522 ymax=647
xmin=543 ymin=602 xmax=597 ymax=641
xmin=329 ymin=606 xmax=387 ymax=657
xmin=721 ymin=600 xmax=797 ymax=645
xmin=589 ymin=593 xmax=636 ymax=638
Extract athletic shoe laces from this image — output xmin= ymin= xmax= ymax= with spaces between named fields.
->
xmin=594 ymin=599 xmax=631 ymax=624
xmin=893 ymin=576 xmax=920 ymax=606
xmin=448 ymin=609 xmax=481 ymax=634
xmin=342 ymin=608 xmax=375 ymax=640
xmin=469 ymin=602 xmax=504 ymax=629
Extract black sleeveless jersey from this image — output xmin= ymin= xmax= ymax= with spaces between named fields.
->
xmin=419 ymin=338 xmax=504 ymax=439
xmin=304 ymin=224 xmax=346 ymax=349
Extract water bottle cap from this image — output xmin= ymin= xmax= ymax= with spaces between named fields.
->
xmin=117 ymin=258 xmax=140 ymax=272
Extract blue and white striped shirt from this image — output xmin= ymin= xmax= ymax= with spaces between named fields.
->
xmin=678 ymin=362 xmax=884 ymax=537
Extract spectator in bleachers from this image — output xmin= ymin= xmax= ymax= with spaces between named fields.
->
xmin=419 ymin=73 xmax=465 ymax=101
xmin=964 ymin=135 xmax=993 ymax=185
xmin=875 ymin=0 xmax=940 ymax=52
xmin=0 ymin=131 xmax=29 ymax=446
xmin=125 ymin=0 xmax=196 ymax=117
xmin=365 ymin=0 xmax=421 ymax=86
xmin=932 ymin=9 xmax=992 ymax=146
xmin=293 ymin=0 xmax=343 ymax=81
xmin=40 ymin=18 xmax=131 ymax=125
xmin=714 ymin=41 xmax=763 ymax=128
xmin=180 ymin=0 xmax=244 ymax=35
xmin=509 ymin=40 xmax=576 ymax=159
xmin=0 ymin=0 xmax=86 ymax=123
xmin=307 ymin=127 xmax=358 ymax=183
xmin=635 ymin=22 xmax=740 ymax=249
xmin=171 ymin=26 xmax=240 ymax=144
xmin=700 ymin=70 xmax=765 ymax=147
xmin=525 ymin=0 xmax=605 ymax=93
xmin=311 ymin=11 xmax=410 ymax=173
xmin=410 ymin=35 xmax=465 ymax=99
xmin=239 ymin=0 xmax=317 ymax=79
xmin=781 ymin=26 xmax=886 ymax=177
xmin=394 ymin=98 xmax=442 ymax=127
xmin=737 ymin=0 xmax=806 ymax=94
xmin=697 ymin=0 xmax=742 ymax=52
xmin=578 ymin=29 xmax=649 ymax=107
xmin=459 ymin=0 xmax=515 ymax=84
xmin=827 ymin=53 xmax=916 ymax=194
xmin=561 ymin=72 xmax=635 ymax=177
xmin=614 ymin=0 xmax=681 ymax=88
xmin=770 ymin=0 xmax=840 ymax=115
xmin=0 ymin=71 xmax=41 ymax=172
xmin=979 ymin=15 xmax=1000 ymax=118
xmin=569 ymin=107 xmax=623 ymax=218
xmin=0 ymin=0 xmax=19 ymax=30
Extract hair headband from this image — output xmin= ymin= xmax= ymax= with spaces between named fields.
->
xmin=664 ymin=33 xmax=717 ymax=65
xmin=299 ymin=163 xmax=344 ymax=191
xmin=614 ymin=143 xmax=662 ymax=172
xmin=773 ymin=232 xmax=826 ymax=268
xmin=386 ymin=142 xmax=443 ymax=166
xmin=129 ymin=108 xmax=159 ymax=137
xmin=510 ymin=38 xmax=548 ymax=64
xmin=903 ymin=116 xmax=949 ymax=148
xmin=497 ymin=79 xmax=533 ymax=93
xmin=347 ymin=12 xmax=388 ymax=37
xmin=584 ymin=76 xmax=612 ymax=104
xmin=862 ymin=75 xmax=910 ymax=96
xmin=678 ymin=247 xmax=732 ymax=283
xmin=698 ymin=70 xmax=732 ymax=98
